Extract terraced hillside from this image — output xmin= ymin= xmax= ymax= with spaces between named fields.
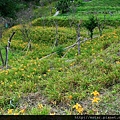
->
xmin=59 ymin=0 xmax=120 ymax=20
xmin=0 ymin=0 xmax=120 ymax=115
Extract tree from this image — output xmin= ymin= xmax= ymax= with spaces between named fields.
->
xmin=0 ymin=0 xmax=18 ymax=18
xmin=0 ymin=32 xmax=15 ymax=69
xmin=0 ymin=0 xmax=40 ymax=18
xmin=0 ymin=17 xmax=5 ymax=39
xmin=56 ymin=0 xmax=71 ymax=13
xmin=84 ymin=15 xmax=98 ymax=39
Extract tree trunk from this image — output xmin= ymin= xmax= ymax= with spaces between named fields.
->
xmin=5 ymin=46 xmax=9 ymax=69
xmin=0 ymin=50 xmax=4 ymax=66
xmin=5 ymin=31 xmax=15 ymax=69
xmin=55 ymin=21 xmax=58 ymax=46
xmin=51 ymin=20 xmax=59 ymax=51
xmin=7 ymin=31 xmax=15 ymax=48
xmin=99 ymin=28 xmax=103 ymax=36
xmin=78 ymin=37 xmax=80 ymax=55
xmin=90 ymin=30 xmax=93 ymax=40
xmin=0 ymin=29 xmax=2 ymax=39
xmin=76 ymin=23 xmax=81 ymax=55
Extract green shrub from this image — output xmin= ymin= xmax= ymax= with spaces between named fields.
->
xmin=83 ymin=15 xmax=98 ymax=39
xmin=32 ymin=17 xmax=79 ymax=27
xmin=55 ymin=45 xmax=64 ymax=57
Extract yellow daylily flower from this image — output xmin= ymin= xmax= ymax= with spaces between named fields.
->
xmin=73 ymin=103 xmax=84 ymax=114
xmin=77 ymin=107 xmax=84 ymax=114
xmin=73 ymin=103 xmax=82 ymax=110
xmin=20 ymin=109 xmax=25 ymax=114
xmin=91 ymin=90 xmax=100 ymax=96
xmin=92 ymin=97 xmax=100 ymax=103
xmin=8 ymin=109 xmax=13 ymax=114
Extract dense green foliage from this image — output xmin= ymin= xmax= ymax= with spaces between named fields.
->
xmin=56 ymin=0 xmax=71 ymax=13
xmin=55 ymin=0 xmax=83 ymax=13
xmin=55 ymin=45 xmax=64 ymax=57
xmin=0 ymin=0 xmax=18 ymax=18
xmin=0 ymin=0 xmax=39 ymax=18
xmin=31 ymin=0 xmax=120 ymax=28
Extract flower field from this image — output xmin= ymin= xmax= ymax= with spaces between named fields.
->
xmin=0 ymin=23 xmax=120 ymax=115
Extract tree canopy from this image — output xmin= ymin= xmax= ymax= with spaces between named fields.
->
xmin=0 ymin=0 xmax=39 ymax=18
xmin=0 ymin=0 xmax=18 ymax=18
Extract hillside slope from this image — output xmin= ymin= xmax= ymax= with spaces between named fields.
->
xmin=0 ymin=24 xmax=120 ymax=115
xmin=0 ymin=0 xmax=120 ymax=116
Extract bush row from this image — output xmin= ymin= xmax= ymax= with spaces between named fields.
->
xmin=32 ymin=17 xmax=80 ymax=27
xmin=32 ymin=17 xmax=120 ymax=28
xmin=3 ymin=25 xmax=76 ymax=45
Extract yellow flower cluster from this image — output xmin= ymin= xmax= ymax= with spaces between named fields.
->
xmin=73 ymin=103 xmax=84 ymax=114
xmin=91 ymin=90 xmax=100 ymax=104
xmin=7 ymin=108 xmax=26 ymax=115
